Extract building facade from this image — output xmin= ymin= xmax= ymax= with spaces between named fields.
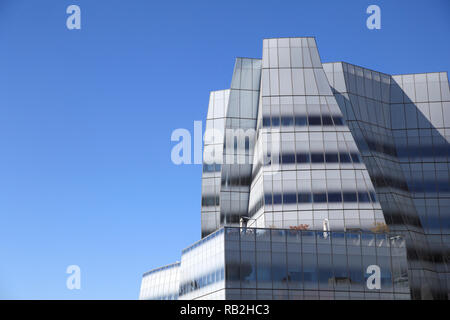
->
xmin=140 ymin=37 xmax=450 ymax=300
xmin=143 ymin=227 xmax=410 ymax=300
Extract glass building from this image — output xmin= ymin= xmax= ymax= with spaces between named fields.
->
xmin=140 ymin=227 xmax=410 ymax=300
xmin=139 ymin=262 xmax=180 ymax=300
xmin=140 ymin=37 xmax=449 ymax=300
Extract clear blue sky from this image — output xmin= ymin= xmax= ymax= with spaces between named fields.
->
xmin=0 ymin=0 xmax=448 ymax=299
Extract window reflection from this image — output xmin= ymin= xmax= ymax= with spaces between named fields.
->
xmin=220 ymin=227 xmax=409 ymax=299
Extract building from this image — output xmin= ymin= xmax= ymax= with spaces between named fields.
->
xmin=140 ymin=37 xmax=450 ymax=300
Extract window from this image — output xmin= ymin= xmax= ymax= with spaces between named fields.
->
xmin=350 ymin=153 xmax=361 ymax=163
xmin=281 ymin=116 xmax=294 ymax=126
xmin=339 ymin=153 xmax=351 ymax=163
xmin=203 ymin=164 xmax=220 ymax=172
xmin=313 ymin=193 xmax=327 ymax=203
xmin=325 ymin=153 xmax=339 ymax=163
xmin=311 ymin=153 xmax=325 ymax=163
xmin=303 ymin=253 xmax=318 ymax=289
xmin=332 ymin=116 xmax=344 ymax=125
xmin=272 ymin=252 xmax=288 ymax=289
xmin=295 ymin=116 xmax=307 ymax=126
xmin=256 ymin=251 xmax=271 ymax=288
xmin=298 ymin=193 xmax=312 ymax=203
xmin=263 ymin=117 xmax=270 ymax=127
xmin=273 ymin=194 xmax=282 ymax=204
xmin=308 ymin=116 xmax=321 ymax=126
xmin=318 ymin=255 xmax=333 ymax=289
xmin=282 ymin=154 xmax=295 ymax=164
xmin=322 ymin=115 xmax=333 ymax=125
xmin=328 ymin=192 xmax=342 ymax=202
xmin=202 ymin=196 xmax=219 ymax=206
xmin=296 ymin=153 xmax=310 ymax=163
xmin=343 ymin=192 xmax=357 ymax=202
xmin=358 ymin=192 xmax=370 ymax=203
xmin=240 ymin=251 xmax=256 ymax=286
xmin=272 ymin=116 xmax=280 ymax=126
xmin=283 ymin=193 xmax=297 ymax=204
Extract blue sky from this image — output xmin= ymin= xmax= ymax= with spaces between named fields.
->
xmin=0 ymin=0 xmax=448 ymax=299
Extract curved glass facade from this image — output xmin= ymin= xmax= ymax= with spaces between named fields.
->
xmin=140 ymin=227 xmax=410 ymax=300
xmin=139 ymin=262 xmax=180 ymax=300
xmin=324 ymin=62 xmax=449 ymax=299
xmin=141 ymin=37 xmax=449 ymax=300
xmin=224 ymin=227 xmax=410 ymax=300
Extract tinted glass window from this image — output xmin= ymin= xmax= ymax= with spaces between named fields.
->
xmin=343 ymin=192 xmax=357 ymax=202
xmin=313 ymin=193 xmax=327 ymax=203
xmin=273 ymin=194 xmax=282 ymax=204
xmin=350 ymin=153 xmax=361 ymax=163
xmin=325 ymin=153 xmax=339 ymax=163
xmin=311 ymin=153 xmax=324 ymax=163
xmin=296 ymin=153 xmax=310 ymax=163
xmin=282 ymin=154 xmax=295 ymax=164
xmin=272 ymin=252 xmax=287 ymax=289
xmin=328 ymin=192 xmax=342 ymax=202
xmin=332 ymin=116 xmax=344 ymax=125
xmin=283 ymin=193 xmax=297 ymax=204
xmin=281 ymin=116 xmax=294 ymax=126
xmin=308 ymin=116 xmax=321 ymax=126
xmin=264 ymin=194 xmax=272 ymax=205
xmin=295 ymin=116 xmax=307 ymax=126
xmin=298 ymin=193 xmax=312 ymax=203
xmin=322 ymin=116 xmax=333 ymax=125
xmin=203 ymin=164 xmax=213 ymax=172
xmin=358 ymin=192 xmax=370 ymax=203
xmin=272 ymin=116 xmax=280 ymax=126
xmin=339 ymin=153 xmax=351 ymax=163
